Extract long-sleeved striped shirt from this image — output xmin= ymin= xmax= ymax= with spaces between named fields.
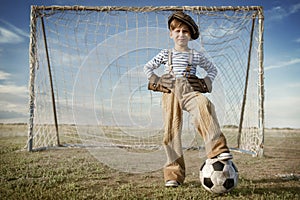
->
xmin=144 ymin=48 xmax=217 ymax=81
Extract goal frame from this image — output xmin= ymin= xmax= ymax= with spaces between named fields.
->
xmin=27 ymin=5 xmax=265 ymax=156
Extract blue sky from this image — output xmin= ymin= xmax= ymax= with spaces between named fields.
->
xmin=0 ymin=0 xmax=299 ymax=128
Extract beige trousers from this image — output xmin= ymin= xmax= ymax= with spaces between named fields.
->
xmin=162 ymin=78 xmax=229 ymax=184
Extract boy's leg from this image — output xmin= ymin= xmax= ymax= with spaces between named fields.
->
xmin=182 ymin=91 xmax=230 ymax=158
xmin=162 ymin=92 xmax=185 ymax=184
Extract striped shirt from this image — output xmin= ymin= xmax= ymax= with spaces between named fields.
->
xmin=144 ymin=48 xmax=217 ymax=81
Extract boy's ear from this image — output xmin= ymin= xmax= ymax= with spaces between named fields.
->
xmin=169 ymin=31 xmax=173 ymax=38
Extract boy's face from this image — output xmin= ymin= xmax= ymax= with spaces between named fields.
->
xmin=170 ymin=24 xmax=191 ymax=47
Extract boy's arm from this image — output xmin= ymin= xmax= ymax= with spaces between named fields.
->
xmin=144 ymin=50 xmax=174 ymax=93
xmin=187 ymin=52 xmax=217 ymax=93
xmin=201 ymin=56 xmax=217 ymax=83
xmin=144 ymin=50 xmax=166 ymax=79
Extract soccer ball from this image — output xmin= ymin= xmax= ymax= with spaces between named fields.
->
xmin=199 ymin=159 xmax=238 ymax=194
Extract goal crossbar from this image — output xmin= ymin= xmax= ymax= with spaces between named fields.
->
xmin=34 ymin=5 xmax=263 ymax=12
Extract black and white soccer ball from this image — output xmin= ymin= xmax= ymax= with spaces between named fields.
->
xmin=199 ymin=158 xmax=238 ymax=194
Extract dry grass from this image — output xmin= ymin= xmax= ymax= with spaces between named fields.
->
xmin=0 ymin=124 xmax=299 ymax=199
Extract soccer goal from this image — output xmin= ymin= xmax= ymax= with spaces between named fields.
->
xmin=28 ymin=6 xmax=264 ymax=167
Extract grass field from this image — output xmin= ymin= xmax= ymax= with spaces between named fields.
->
xmin=0 ymin=124 xmax=299 ymax=199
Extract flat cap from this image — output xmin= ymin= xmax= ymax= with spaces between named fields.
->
xmin=168 ymin=11 xmax=199 ymax=40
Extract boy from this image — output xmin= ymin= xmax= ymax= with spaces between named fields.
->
xmin=144 ymin=11 xmax=232 ymax=187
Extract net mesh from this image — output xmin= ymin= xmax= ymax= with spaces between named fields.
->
xmin=28 ymin=6 xmax=264 ymax=159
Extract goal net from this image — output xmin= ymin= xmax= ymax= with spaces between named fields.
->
xmin=28 ymin=6 xmax=264 ymax=172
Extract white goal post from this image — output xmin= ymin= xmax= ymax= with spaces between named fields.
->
xmin=27 ymin=6 xmax=264 ymax=159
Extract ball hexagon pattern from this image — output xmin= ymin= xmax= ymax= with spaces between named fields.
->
xmin=199 ymin=158 xmax=238 ymax=194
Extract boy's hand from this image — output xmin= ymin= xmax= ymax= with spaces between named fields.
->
xmin=187 ymin=75 xmax=212 ymax=93
xmin=148 ymin=74 xmax=174 ymax=93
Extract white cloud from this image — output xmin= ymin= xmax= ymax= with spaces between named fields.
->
xmin=290 ymin=3 xmax=300 ymax=14
xmin=287 ymin=82 xmax=300 ymax=88
xmin=266 ymin=3 xmax=300 ymax=22
xmin=0 ymin=99 xmax=27 ymax=122
xmin=265 ymin=96 xmax=300 ymax=128
xmin=0 ymin=19 xmax=29 ymax=38
xmin=264 ymin=58 xmax=300 ymax=71
xmin=295 ymin=38 xmax=300 ymax=43
xmin=266 ymin=6 xmax=286 ymax=21
xmin=0 ymin=27 xmax=24 ymax=44
xmin=0 ymin=19 xmax=29 ymax=44
xmin=0 ymin=83 xmax=28 ymax=122
xmin=0 ymin=71 xmax=11 ymax=80
xmin=0 ymin=83 xmax=27 ymax=97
